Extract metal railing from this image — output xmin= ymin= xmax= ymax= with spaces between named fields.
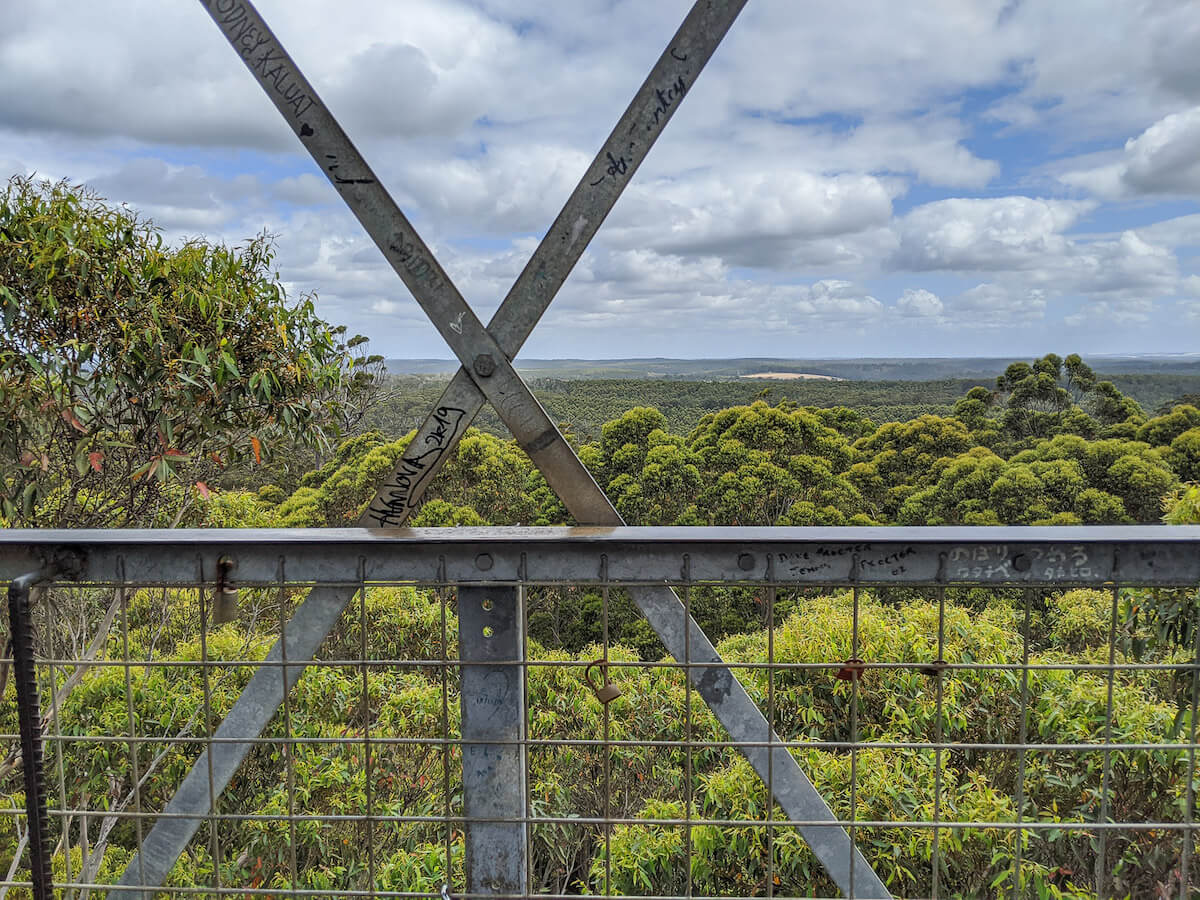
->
xmin=1 ymin=525 xmax=1199 ymax=899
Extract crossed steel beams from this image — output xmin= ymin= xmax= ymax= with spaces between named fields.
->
xmin=114 ymin=1 xmax=890 ymax=896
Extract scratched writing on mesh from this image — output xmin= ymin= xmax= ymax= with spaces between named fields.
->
xmin=366 ymin=407 xmax=466 ymax=525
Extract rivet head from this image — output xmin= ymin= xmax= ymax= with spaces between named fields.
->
xmin=737 ymin=552 xmax=755 ymax=571
xmin=1012 ymin=553 xmax=1031 ymax=572
xmin=473 ymin=354 xmax=496 ymax=378
xmin=475 ymin=552 xmax=493 ymax=571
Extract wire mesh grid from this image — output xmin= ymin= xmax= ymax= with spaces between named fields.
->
xmin=1 ymin=542 xmax=1199 ymax=899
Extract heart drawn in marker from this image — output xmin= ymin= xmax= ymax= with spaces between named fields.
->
xmin=299 ymin=123 xmax=314 ymax=137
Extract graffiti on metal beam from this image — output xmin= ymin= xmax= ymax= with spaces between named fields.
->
xmin=365 ymin=406 xmax=467 ymax=526
xmin=650 ymin=73 xmax=689 ymax=128
xmin=387 ymin=233 xmax=447 ymax=293
xmin=202 ymin=0 xmax=316 ymax=121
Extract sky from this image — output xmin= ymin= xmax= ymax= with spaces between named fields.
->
xmin=2 ymin=0 xmax=1199 ymax=360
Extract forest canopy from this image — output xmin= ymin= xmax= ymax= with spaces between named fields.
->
xmin=257 ymin=351 xmax=1198 ymax=532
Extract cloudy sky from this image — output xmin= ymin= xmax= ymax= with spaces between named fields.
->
xmin=3 ymin=0 xmax=1199 ymax=359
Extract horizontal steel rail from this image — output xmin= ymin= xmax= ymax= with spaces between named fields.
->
xmin=2 ymin=526 xmax=1199 ymax=586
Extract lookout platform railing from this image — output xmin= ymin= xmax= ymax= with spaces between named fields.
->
xmin=1 ymin=526 xmax=1199 ymax=899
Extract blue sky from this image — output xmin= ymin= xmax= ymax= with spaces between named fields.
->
xmin=2 ymin=0 xmax=1199 ymax=359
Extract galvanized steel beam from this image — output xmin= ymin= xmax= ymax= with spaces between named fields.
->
xmin=624 ymin=582 xmax=888 ymax=895
xmin=7 ymin=526 xmax=1200 ymax=588
xmin=458 ymin=586 xmax=529 ymax=896
xmin=114 ymin=0 xmax=762 ymax=891
xmin=110 ymin=581 xmax=351 ymax=898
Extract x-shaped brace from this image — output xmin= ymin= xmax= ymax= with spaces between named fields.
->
xmin=115 ymin=2 xmax=891 ymax=896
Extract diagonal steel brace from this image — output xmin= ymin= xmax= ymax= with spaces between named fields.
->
xmin=116 ymin=2 xmax=890 ymax=896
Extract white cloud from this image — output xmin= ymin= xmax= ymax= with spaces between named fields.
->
xmin=946 ymin=283 xmax=1047 ymax=327
xmin=896 ymin=288 xmax=943 ymax=318
xmin=604 ymin=170 xmax=895 ymax=268
xmin=1065 ymin=299 xmax=1155 ymax=328
xmin=273 ymin=173 xmax=338 ymax=207
xmin=325 ymin=39 xmax=498 ymax=140
xmin=513 ymin=247 xmax=887 ymax=345
xmin=893 ymin=197 xmax=1090 ymax=272
xmin=580 ymin=249 xmax=728 ymax=291
xmin=1117 ymin=106 xmax=1200 ymax=193
xmin=1061 ymin=106 xmax=1200 ymax=198
xmin=1052 ymin=230 xmax=1177 ymax=297
xmin=397 ymin=143 xmax=591 ymax=234
xmin=688 ymin=113 xmax=1000 ymax=191
xmin=980 ymin=0 xmax=1200 ymax=140
xmin=891 ymin=197 xmax=1179 ymax=302
xmin=0 ymin=2 xmax=286 ymax=148
xmin=87 ymin=158 xmax=264 ymax=234
xmin=1133 ymin=213 xmax=1200 ymax=250
xmin=801 ymin=279 xmax=885 ymax=320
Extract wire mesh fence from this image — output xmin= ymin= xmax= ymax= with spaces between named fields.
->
xmin=1 ymin=527 xmax=1199 ymax=899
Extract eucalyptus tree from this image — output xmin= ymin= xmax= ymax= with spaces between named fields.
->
xmin=0 ymin=176 xmax=368 ymax=527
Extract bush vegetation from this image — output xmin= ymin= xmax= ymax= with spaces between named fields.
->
xmin=2 ymin=582 xmax=1195 ymax=897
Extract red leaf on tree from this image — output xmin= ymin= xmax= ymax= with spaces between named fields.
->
xmin=61 ymin=408 xmax=87 ymax=433
xmin=250 ymin=436 xmax=262 ymax=464
xmin=209 ymin=452 xmax=223 ymax=465
xmin=19 ymin=451 xmax=35 ymax=467
xmin=87 ymin=451 xmax=104 ymax=473
xmin=194 ymin=481 xmax=211 ymax=499
xmin=164 ymin=448 xmax=186 ymax=459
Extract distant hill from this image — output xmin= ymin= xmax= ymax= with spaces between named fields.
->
xmin=384 ymin=355 xmax=1200 ymax=381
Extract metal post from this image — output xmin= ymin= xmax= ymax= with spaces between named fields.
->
xmin=7 ymin=567 xmax=60 ymax=900
xmin=458 ymin=585 xmax=528 ymax=897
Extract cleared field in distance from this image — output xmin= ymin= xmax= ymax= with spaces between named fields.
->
xmin=363 ymin=371 xmax=1200 ymax=442
xmin=739 ymin=372 xmax=843 ymax=380
xmin=386 ymin=354 xmax=1200 ymax=381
